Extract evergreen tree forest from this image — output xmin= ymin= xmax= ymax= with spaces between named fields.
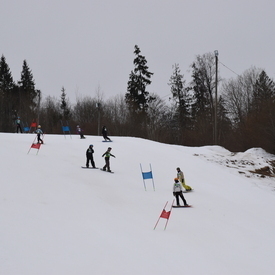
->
xmin=1 ymin=47 xmax=275 ymax=154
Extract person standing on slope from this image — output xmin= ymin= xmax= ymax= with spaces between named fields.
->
xmin=173 ymin=178 xmax=188 ymax=207
xmin=176 ymin=167 xmax=192 ymax=191
xmin=36 ymin=125 xmax=44 ymax=144
xmin=86 ymin=144 xmax=96 ymax=168
xmin=102 ymin=126 xmax=111 ymax=141
xmin=102 ymin=147 xmax=115 ymax=172
xmin=76 ymin=125 xmax=85 ymax=139
xmin=16 ymin=117 xmax=23 ymax=133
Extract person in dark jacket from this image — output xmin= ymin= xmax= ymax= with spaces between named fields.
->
xmin=102 ymin=147 xmax=115 ymax=172
xmin=102 ymin=126 xmax=111 ymax=141
xmin=16 ymin=117 xmax=23 ymax=133
xmin=173 ymin=178 xmax=188 ymax=206
xmin=86 ymin=144 xmax=96 ymax=168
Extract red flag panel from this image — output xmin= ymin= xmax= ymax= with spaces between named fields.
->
xmin=31 ymin=143 xmax=41 ymax=149
xmin=160 ymin=210 xmax=171 ymax=219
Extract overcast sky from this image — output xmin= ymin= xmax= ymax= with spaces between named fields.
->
xmin=1 ymin=0 xmax=274 ymax=103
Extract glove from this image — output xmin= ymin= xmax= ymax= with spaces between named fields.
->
xmin=173 ymin=192 xmax=176 ymax=196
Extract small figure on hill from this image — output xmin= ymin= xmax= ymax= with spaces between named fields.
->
xmin=76 ymin=125 xmax=85 ymax=139
xmin=86 ymin=144 xmax=96 ymax=168
xmin=16 ymin=117 xmax=22 ymax=133
xmin=36 ymin=125 xmax=44 ymax=144
xmin=173 ymin=178 xmax=188 ymax=206
xmin=102 ymin=126 xmax=111 ymax=141
xmin=102 ymin=147 xmax=115 ymax=172
xmin=176 ymin=167 xmax=192 ymax=191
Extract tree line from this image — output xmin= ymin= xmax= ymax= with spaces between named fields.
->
xmin=1 ymin=45 xmax=275 ymax=154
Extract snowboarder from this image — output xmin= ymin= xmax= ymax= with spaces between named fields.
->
xmin=86 ymin=144 xmax=96 ymax=168
xmin=102 ymin=126 xmax=111 ymax=141
xmin=102 ymin=147 xmax=115 ymax=172
xmin=76 ymin=125 xmax=85 ymax=139
xmin=16 ymin=117 xmax=22 ymax=133
xmin=176 ymin=167 xmax=192 ymax=191
xmin=36 ymin=125 xmax=44 ymax=144
xmin=173 ymin=178 xmax=188 ymax=206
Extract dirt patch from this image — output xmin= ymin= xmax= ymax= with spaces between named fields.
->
xmin=250 ymin=161 xmax=275 ymax=178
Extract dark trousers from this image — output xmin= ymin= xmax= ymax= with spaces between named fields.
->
xmin=79 ymin=132 xmax=85 ymax=139
xmin=175 ymin=191 xmax=187 ymax=206
xmin=37 ymin=134 xmax=43 ymax=144
xmin=86 ymin=157 xmax=95 ymax=168
xmin=103 ymin=134 xmax=111 ymax=141
xmin=103 ymin=157 xmax=110 ymax=171
xmin=16 ymin=125 xmax=22 ymax=133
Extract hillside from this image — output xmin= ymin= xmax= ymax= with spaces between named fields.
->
xmin=1 ymin=133 xmax=275 ymax=275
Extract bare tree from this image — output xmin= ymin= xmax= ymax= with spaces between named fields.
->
xmin=222 ymin=66 xmax=261 ymax=127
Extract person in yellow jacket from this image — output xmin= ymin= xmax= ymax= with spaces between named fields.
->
xmin=176 ymin=167 xmax=192 ymax=191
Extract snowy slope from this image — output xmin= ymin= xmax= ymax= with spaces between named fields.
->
xmin=1 ymin=133 xmax=275 ymax=275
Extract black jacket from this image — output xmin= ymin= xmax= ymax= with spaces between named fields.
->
xmin=86 ymin=148 xmax=94 ymax=158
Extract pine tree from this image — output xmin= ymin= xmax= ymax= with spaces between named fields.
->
xmin=252 ymin=70 xmax=275 ymax=112
xmin=125 ymin=45 xmax=155 ymax=137
xmin=18 ymin=60 xmax=39 ymax=117
xmin=168 ymin=64 xmax=192 ymax=143
xmin=0 ymin=55 xmax=14 ymax=91
xmin=125 ymin=45 xmax=154 ymax=113
xmin=0 ymin=55 xmax=16 ymax=131
xmin=168 ymin=64 xmax=191 ymax=125
xmin=247 ymin=70 xmax=275 ymax=152
xmin=60 ymin=86 xmax=71 ymax=121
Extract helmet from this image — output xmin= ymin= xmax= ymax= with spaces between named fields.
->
xmin=174 ymin=178 xmax=179 ymax=181
xmin=108 ymin=147 xmax=112 ymax=150
xmin=176 ymin=167 xmax=180 ymax=170
xmin=89 ymin=144 xmax=93 ymax=147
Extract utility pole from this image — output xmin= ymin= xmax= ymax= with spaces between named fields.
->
xmin=214 ymin=50 xmax=219 ymax=145
xmin=96 ymin=102 xmax=101 ymax=136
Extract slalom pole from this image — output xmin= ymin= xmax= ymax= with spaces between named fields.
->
xmin=140 ymin=164 xmax=147 ymax=191
xmin=27 ymin=135 xmax=38 ymax=154
xmin=61 ymin=120 xmax=66 ymax=139
xmin=34 ymin=133 xmax=45 ymax=155
xmin=153 ymin=201 xmax=168 ymax=230
xmin=164 ymin=199 xmax=174 ymax=230
xmin=150 ymin=163 xmax=155 ymax=191
xmin=67 ymin=121 xmax=72 ymax=139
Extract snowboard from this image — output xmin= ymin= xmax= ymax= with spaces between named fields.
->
xmin=100 ymin=168 xmax=114 ymax=173
xmin=172 ymin=205 xmax=192 ymax=208
xmin=182 ymin=189 xmax=194 ymax=193
xmin=81 ymin=167 xmax=98 ymax=169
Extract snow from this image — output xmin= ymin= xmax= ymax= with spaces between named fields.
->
xmin=1 ymin=132 xmax=275 ymax=275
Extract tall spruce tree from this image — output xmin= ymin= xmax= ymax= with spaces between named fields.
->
xmin=252 ymin=70 xmax=275 ymax=111
xmin=247 ymin=70 xmax=275 ymax=152
xmin=0 ymin=55 xmax=16 ymax=131
xmin=125 ymin=45 xmax=154 ymax=113
xmin=125 ymin=45 xmax=154 ymax=137
xmin=18 ymin=60 xmax=38 ymax=119
xmin=168 ymin=64 xmax=191 ymax=130
xmin=60 ymin=86 xmax=71 ymax=121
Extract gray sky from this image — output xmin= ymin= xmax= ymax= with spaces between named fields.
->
xmin=1 ymin=0 xmax=274 ymax=103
